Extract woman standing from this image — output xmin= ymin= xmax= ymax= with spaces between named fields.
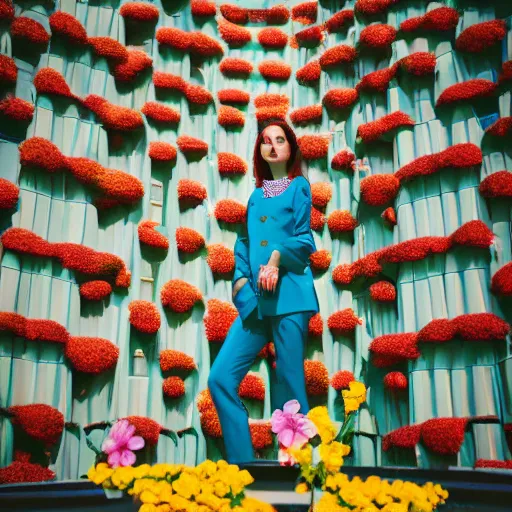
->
xmin=208 ymin=119 xmax=319 ymax=464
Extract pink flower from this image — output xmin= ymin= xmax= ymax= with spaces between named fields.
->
xmin=271 ymin=399 xmax=317 ymax=448
xmin=101 ymin=419 xmax=145 ymax=467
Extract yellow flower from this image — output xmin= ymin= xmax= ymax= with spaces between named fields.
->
xmin=195 ymin=492 xmax=225 ymax=509
xmin=289 ymin=444 xmax=312 ymax=467
xmin=195 ymin=459 xmax=218 ymax=478
xmin=140 ymin=490 xmax=159 ymax=504
xmin=319 ymin=442 xmax=350 ymax=473
xmin=111 ymin=466 xmax=135 ymax=490
xmin=241 ymin=496 xmax=277 ymax=511
xmin=139 ymin=505 xmax=157 ymax=512
xmin=238 ymin=469 xmax=254 ymax=487
xmin=156 ymin=505 xmax=171 ymax=512
xmin=307 ymin=406 xmax=337 ymax=444
xmin=213 ymin=480 xmax=230 ymax=498
xmin=172 ymin=472 xmax=201 ymax=499
xmin=295 ymin=482 xmax=309 ymax=494
xmin=313 ymin=492 xmax=350 ymax=512
xmin=342 ymin=381 xmax=366 ymax=415
xmin=167 ymin=494 xmax=193 ymax=511
xmin=134 ymin=464 xmax=152 ymax=479
xmin=87 ymin=463 xmax=114 ymax=486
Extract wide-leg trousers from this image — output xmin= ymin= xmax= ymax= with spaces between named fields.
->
xmin=208 ymin=309 xmax=314 ymax=464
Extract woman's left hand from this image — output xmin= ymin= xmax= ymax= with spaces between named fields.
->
xmin=258 ymin=251 xmax=280 ymax=293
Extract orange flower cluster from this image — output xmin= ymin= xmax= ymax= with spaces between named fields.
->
xmin=160 ymin=349 xmax=196 ymax=372
xmin=220 ymin=4 xmax=248 ymax=24
xmin=355 ymin=0 xmax=397 ymax=15
xmin=0 ymin=461 xmax=55 ymax=484
xmin=89 ymin=36 xmax=129 ymax=62
xmin=153 ymin=72 xmax=213 ymax=105
xmin=308 ymin=313 xmax=323 ymax=336
xmin=382 ymin=425 xmax=421 ymax=451
xmin=124 ymin=416 xmax=161 ymax=445
xmin=297 ymin=134 xmax=331 ymax=160
xmin=220 ymin=4 xmax=290 ymax=25
xmin=163 ymin=376 xmax=186 ymax=398
xmin=319 ymin=44 xmax=356 ymax=69
xmin=400 ymin=7 xmax=459 ymax=33
xmin=218 ymin=105 xmax=245 ymax=128
xmin=65 ymin=336 xmax=119 ymax=374
xmin=327 ymin=210 xmax=358 ymax=233
xmin=155 ymin=27 xmax=190 ymax=51
xmin=456 ymin=19 xmax=506 ymax=53
xmin=217 ymin=89 xmax=250 ymax=105
xmin=304 ymin=360 xmax=329 ymax=396
xmin=79 ymin=281 xmax=112 ymax=301
xmin=0 ymin=54 xmax=17 ymax=84
xmin=290 ymin=104 xmax=322 ymax=125
xmin=0 ymin=95 xmax=33 ymax=121
xmin=485 ymin=118 xmax=512 ymax=137
xmin=357 ymin=111 xmax=415 ymax=143
xmin=291 ymin=1 xmax=317 ymax=25
xmin=249 ymin=422 xmax=273 ymax=450
xmin=369 ymin=281 xmax=396 ymax=302
xmin=0 ymin=177 xmax=19 ymax=208
xmin=177 ymin=179 xmax=207 ymax=206
xmin=360 ymin=175 xmax=400 ymax=206
xmin=9 ymin=403 xmax=64 ymax=445
xmin=296 ymin=60 xmax=321 ymax=84
xmin=83 ymin=95 xmax=144 ymax=131
xmin=49 ymin=11 xmax=88 ymax=45
xmin=310 ymin=206 xmax=326 ymax=231
xmin=206 ymin=244 xmax=235 ymax=274
xmin=359 ymin=23 xmax=396 ymax=49
xmin=128 ymin=300 xmax=161 ymax=334
xmin=399 ymin=52 xmax=436 ymax=76
xmin=327 ymin=309 xmax=362 ymax=335
xmin=356 ymin=66 xmax=396 ymax=93
xmin=219 ymin=57 xmax=253 ymax=77
xmin=149 ymin=141 xmax=177 ymax=162
xmin=330 ymin=370 xmax=355 ymax=391
xmin=293 ymin=25 xmax=325 ymax=48
xmin=323 ymin=88 xmax=359 ymax=110
xmin=218 ymin=17 xmax=251 ymax=47
xmin=382 ymin=207 xmax=397 ymax=226
xmin=119 ymin=2 xmax=160 ymax=22
xmin=203 ymin=299 xmax=238 ymax=342
xmin=331 ymin=149 xmax=355 ymax=171
xmin=475 ymin=459 xmax=512 ymax=469
xmin=176 ymin=134 xmax=208 ymax=155
xmin=491 ymin=262 xmax=512 ymax=296
xmin=160 ymin=279 xmax=202 ymax=313
xmin=175 ymin=227 xmax=205 ymax=253
xmin=214 ymin=199 xmax=247 ymax=224
xmin=383 ymin=371 xmax=408 ymax=390
xmin=436 ymin=78 xmax=497 ymax=107
xmin=33 ymin=68 xmax=77 ymax=100
xmin=311 ymin=182 xmax=332 ymax=208
xmin=191 ymin=0 xmax=216 ymax=17
xmin=238 ymin=373 xmax=265 ymax=401
xmin=254 ymin=93 xmax=289 ymax=122
xmin=0 ymin=0 xmax=14 ymax=21
xmin=258 ymin=60 xmax=292 ymax=81
xmin=258 ymin=27 xmax=288 ymax=48
xmin=113 ymin=49 xmax=152 ymax=82
xmin=156 ymin=28 xmax=223 ymax=57
xmin=421 ymin=418 xmax=468 ymax=455
xmin=325 ymin=9 xmax=354 ymax=33
xmin=197 ymin=389 xmax=222 ymax=437
xmin=141 ymin=101 xmax=180 ymax=125
xmin=138 ymin=220 xmax=169 ymax=250
xmin=11 ymin=17 xmax=50 ymax=46
xmin=369 ymin=333 xmax=420 ymax=367
xmin=18 ymin=137 xmax=65 ymax=172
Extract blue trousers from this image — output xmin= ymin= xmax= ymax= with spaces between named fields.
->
xmin=208 ymin=309 xmax=313 ymax=464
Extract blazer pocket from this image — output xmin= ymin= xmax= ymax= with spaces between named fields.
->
xmin=233 ymin=281 xmax=258 ymax=321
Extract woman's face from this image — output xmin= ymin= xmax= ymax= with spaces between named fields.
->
xmin=260 ymin=125 xmax=291 ymax=164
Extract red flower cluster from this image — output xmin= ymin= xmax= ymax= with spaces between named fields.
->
xmin=9 ymin=404 xmax=64 ymax=445
xmin=291 ymin=1 xmax=317 ymax=25
xmin=296 ymin=60 xmax=321 ymax=84
xmin=304 ymin=360 xmax=329 ymax=396
xmin=382 ymin=425 xmax=421 ymax=451
xmin=83 ymin=95 xmax=144 ymax=131
xmin=369 ymin=281 xmax=396 ymax=302
xmin=250 ymin=422 xmax=273 ymax=450
xmin=360 ymin=174 xmax=401 ymax=206
xmin=400 ymin=7 xmax=459 ymax=33
xmin=216 ymin=151 xmax=246 ymax=175
xmin=359 ymin=24 xmax=396 ymax=49
xmin=308 ymin=313 xmax=323 ymax=336
xmin=79 ymin=281 xmax=112 ymax=301
xmin=327 ymin=210 xmax=357 ymax=233
xmin=203 ymin=299 xmax=238 ymax=342
xmin=19 ymin=137 xmax=65 ymax=172
xmin=141 ymin=101 xmax=180 ymax=125
xmin=474 ymin=459 xmax=512 ymax=469
xmin=214 ymin=199 xmax=247 ymax=224
xmin=331 ymin=149 xmax=355 ymax=172
xmin=421 ymin=417 xmax=467 ymax=455
xmin=218 ymin=18 xmax=251 ymax=47
xmin=382 ymin=207 xmax=397 ymax=226
xmin=325 ymin=10 xmax=354 ymax=33
xmin=238 ymin=373 xmax=265 ymax=401
xmin=11 ymin=17 xmax=50 ymax=46
xmin=138 ymin=220 xmax=169 ymax=250
xmin=254 ymin=93 xmax=289 ymax=122
xmin=191 ymin=0 xmax=216 ymax=17
xmin=34 ymin=68 xmax=77 ymax=100
xmin=0 ymin=0 xmax=14 ymax=21
xmin=455 ymin=20 xmax=506 ymax=53
xmin=124 ymin=416 xmax=161 ymax=445
xmin=175 ymin=227 xmax=205 ymax=253
xmin=384 ymin=371 xmax=408 ymax=391
xmin=160 ymin=349 xmax=196 ymax=372
xmin=436 ymin=79 xmax=497 ymax=107
xmin=0 ymin=461 xmax=55 ymax=484
xmin=0 ymin=177 xmax=19 ymax=208
xmin=319 ymin=44 xmax=356 ymax=69
xmin=49 ymin=11 xmax=88 ymax=45
xmin=485 ymin=117 xmax=512 ymax=138
xmin=128 ymin=300 xmax=161 ymax=334
xmin=309 ymin=249 xmax=332 ymax=272
xmin=310 ymin=207 xmax=326 ymax=231
xmin=357 ymin=111 xmax=415 ymax=143
xmin=155 ymin=27 xmax=190 ymax=51
xmin=330 ymin=370 xmax=355 ymax=391
xmin=369 ymin=333 xmax=420 ymax=367
xmin=190 ymin=32 xmax=224 ymax=57
xmin=217 ymin=89 xmax=250 ymax=105
xmin=220 ymin=4 xmax=290 ymax=25
xmin=197 ymin=389 xmax=222 ymax=437
xmin=491 ymin=262 xmax=512 ymax=296
xmin=219 ymin=57 xmax=253 ymax=77
xmin=356 ymin=66 xmax=396 ymax=93
xmin=177 ymin=179 xmax=207 ymax=206
xmin=323 ymin=88 xmax=358 ymax=110
xmin=290 ymin=104 xmax=322 ymax=125
xmin=297 ymin=134 xmax=331 ymax=160
xmin=65 ymin=336 xmax=119 ymax=374
xmin=176 ymin=135 xmax=208 ymax=155
xmin=0 ymin=54 xmax=17 ymax=84
xmin=311 ymin=182 xmax=332 ymax=208
xmin=163 ymin=376 xmax=186 ymax=398
xmin=218 ymin=105 xmax=245 ymax=127
xmin=113 ymin=49 xmax=152 ymax=82
xmin=258 ymin=27 xmax=288 ymax=49
xmin=258 ymin=60 xmax=292 ymax=81
xmin=499 ymin=61 xmax=512 ymax=84
xmin=327 ymin=309 xmax=362 ymax=335
xmin=160 ymin=279 xmax=202 ymax=313
xmin=0 ymin=95 xmax=34 ymax=121
xmin=399 ymin=52 xmax=436 ymax=76
xmin=355 ymin=0 xmax=397 ymax=15
xmin=220 ymin=4 xmax=248 ymax=24
xmin=293 ymin=26 xmax=325 ymax=48
xmin=206 ymin=244 xmax=235 ymax=274
xmin=119 ymin=2 xmax=160 ymax=22
xmin=149 ymin=141 xmax=177 ymax=162
xmin=88 ymin=37 xmax=129 ymax=62
xmin=152 ymin=71 xmax=186 ymax=92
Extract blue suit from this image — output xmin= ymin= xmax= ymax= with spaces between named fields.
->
xmin=208 ymin=176 xmax=320 ymax=463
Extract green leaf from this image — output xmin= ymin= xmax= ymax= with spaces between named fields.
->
xmin=334 ymin=412 xmax=356 ymax=444
xmin=160 ymin=428 xmax=178 ymax=446
xmin=177 ymin=427 xmax=198 ymax=438
xmin=85 ymin=435 xmax=101 ymax=456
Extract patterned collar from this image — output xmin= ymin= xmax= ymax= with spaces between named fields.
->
xmin=262 ymin=176 xmax=292 ymax=198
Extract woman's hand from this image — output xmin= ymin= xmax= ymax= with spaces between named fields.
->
xmin=232 ymin=277 xmax=248 ymax=300
xmin=258 ymin=250 xmax=281 ymax=293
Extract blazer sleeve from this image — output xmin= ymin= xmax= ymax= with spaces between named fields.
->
xmin=233 ymin=233 xmax=251 ymax=285
xmin=270 ymin=178 xmax=317 ymax=274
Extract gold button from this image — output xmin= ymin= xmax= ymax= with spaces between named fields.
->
xmin=260 ymin=215 xmax=267 ymax=222
xmin=260 ymin=240 xmax=268 ymax=247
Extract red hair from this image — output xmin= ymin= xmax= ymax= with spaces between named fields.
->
xmin=252 ymin=119 xmax=304 ymax=187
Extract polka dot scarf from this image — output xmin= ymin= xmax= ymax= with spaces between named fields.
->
xmin=262 ymin=176 xmax=292 ymax=198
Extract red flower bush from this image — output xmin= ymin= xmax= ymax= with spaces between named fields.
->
xmin=203 ymin=299 xmax=238 ymax=342
xmin=258 ymin=60 xmax=292 ymax=81
xmin=319 ymin=44 xmax=356 ymax=69
xmin=382 ymin=207 xmax=397 ymax=226
xmin=418 ymin=319 xmax=456 ymax=343
xmin=310 ymin=207 xmax=326 ymax=231
xmin=290 ymin=104 xmax=322 ymax=125
xmin=177 ymin=179 xmax=207 ymax=206
xmin=33 ymin=68 xmax=77 ymax=100
xmin=293 ymin=26 xmax=324 ymax=47
xmin=191 ymin=0 xmax=216 ymax=17
xmin=309 ymin=249 xmax=332 ymax=272
xmin=399 ymin=52 xmax=436 ymax=76
xmin=160 ymin=349 xmax=196 ymax=372
xmin=331 ymin=149 xmax=355 ymax=172
xmin=355 ymin=0 xmax=397 ymax=15
xmin=359 ymin=24 xmax=396 ymax=49
xmin=218 ymin=89 xmax=250 ymax=105
xmin=218 ymin=18 xmax=251 ymax=47
xmin=451 ymin=313 xmax=510 ymax=341
xmin=0 ymin=0 xmax=14 ymax=22
xmin=250 ymin=422 xmax=273 ymax=450
xmin=153 ymin=71 xmax=187 ymax=92
xmin=0 ymin=54 xmax=17 ymax=84
xmin=49 ymin=11 xmax=88 ymax=45
xmin=206 ymin=244 xmax=235 ymax=274
xmin=400 ymin=7 xmax=459 ymax=33
xmin=358 ymin=111 xmax=415 ymax=143
xmin=421 ymin=418 xmax=467 ymax=455
xmin=113 ymin=49 xmax=152 ymax=82
xmin=308 ymin=313 xmax=323 ymax=337
xmin=258 ymin=27 xmax=288 ymax=49
xmin=384 ymin=371 xmax=408 ymax=391
xmin=291 ymin=1 xmax=317 ymax=25
xmin=214 ymin=199 xmax=247 ymax=224
xmin=0 ymin=177 xmax=19 ymax=208
xmin=161 ymin=279 xmax=202 ymax=313
xmin=296 ymin=60 xmax=321 ymax=84
xmin=331 ymin=370 xmax=355 ymax=391
xmin=175 ymin=227 xmax=205 ymax=253
xmin=436 ymin=79 xmax=497 ymax=107
xmin=96 ymin=168 xmax=144 ymax=204
xmin=88 ymin=37 xmax=129 ymax=62
xmin=254 ymin=93 xmax=290 ymax=121
xmin=327 ymin=210 xmax=358 ymax=233
xmin=218 ymin=105 xmax=245 ymax=128
xmin=197 ymin=388 xmax=214 ymax=413
xmin=79 ymin=281 xmax=112 ymax=301
xmin=200 ymin=409 xmax=222 ymax=438
xmin=220 ymin=4 xmax=248 ymax=24
xmin=9 ymin=404 xmax=64 ymax=446
xmin=141 ymin=101 xmax=180 ymax=125
xmin=265 ymin=5 xmax=290 ymax=25
xmin=176 ymin=135 xmax=208 ymax=155
xmin=449 ymin=220 xmax=493 ymax=249
xmin=124 ymin=416 xmax=161 ymax=445
xmin=0 ymin=96 xmax=34 ymax=122
xmin=360 ymin=174 xmax=400 ymax=206
xmin=499 ymin=61 xmax=512 ymax=84
xmin=128 ymin=300 xmax=161 ymax=334
xmin=0 ymin=461 xmax=55 ymax=484
xmin=356 ymin=66 xmax=397 ymax=93
xmin=185 ymin=83 xmax=213 ymax=106
xmin=474 ymin=459 xmax=512 ymax=469
xmin=163 ymin=376 xmax=185 ymax=398
xmin=149 ymin=142 xmax=177 ymax=162
xmin=297 ymin=134 xmax=331 ymax=160
xmin=382 ymin=425 xmax=421 ymax=451
xmin=189 ymin=32 xmax=224 ymax=58
xmin=311 ymin=182 xmax=332 ymax=208
xmin=369 ymin=333 xmax=420 ymax=367
xmin=323 ymin=88 xmax=358 ymax=110
xmin=65 ymin=336 xmax=119 ymax=374
xmin=83 ymin=95 xmax=144 ymax=131
xmin=304 ymin=360 xmax=329 ymax=396
xmin=327 ymin=309 xmax=362 ymax=335
xmin=156 ymin=27 xmax=190 ymax=51
xmin=455 ymin=20 xmax=506 ymax=53
xmin=325 ymin=10 xmax=354 ymax=33
xmin=11 ymin=17 xmax=50 ymax=46
xmin=370 ymin=281 xmax=396 ymax=302
xmin=219 ymin=57 xmax=253 ymax=77
xmin=119 ymin=2 xmax=160 ymax=22
xmin=485 ymin=118 xmax=512 ymax=138
xmin=491 ymin=262 xmax=512 ymax=296
xmin=238 ymin=373 xmax=265 ymax=401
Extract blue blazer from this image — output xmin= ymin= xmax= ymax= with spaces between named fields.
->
xmin=232 ymin=176 xmax=320 ymax=320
